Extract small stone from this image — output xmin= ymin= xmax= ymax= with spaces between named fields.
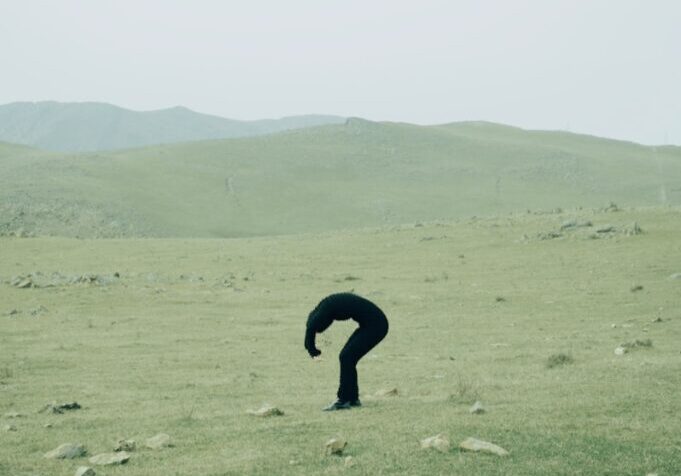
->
xmin=324 ymin=437 xmax=347 ymax=456
xmin=3 ymin=411 xmax=24 ymax=419
xmin=3 ymin=424 xmax=17 ymax=432
xmin=75 ymin=467 xmax=96 ymax=476
xmin=669 ymin=273 xmax=681 ymax=280
xmin=44 ymin=423 xmax=53 ymax=428
xmin=614 ymin=346 xmax=628 ymax=356
xmin=420 ymin=434 xmax=450 ymax=453
xmin=89 ymin=451 xmax=130 ymax=466
xmin=611 ymin=324 xmax=618 ymax=328
xmin=469 ymin=401 xmax=485 ymax=414
xmin=651 ymin=317 xmax=663 ymax=323
xmin=374 ymin=387 xmax=399 ymax=397
xmin=114 ymin=439 xmax=136 ymax=452
xmin=145 ymin=433 xmax=172 ymax=449
xmin=344 ymin=456 xmax=355 ymax=467
xmin=247 ymin=404 xmax=284 ymax=417
xmin=44 ymin=443 xmax=87 ymax=459
xmin=459 ymin=437 xmax=509 ymax=456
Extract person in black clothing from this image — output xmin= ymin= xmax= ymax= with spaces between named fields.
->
xmin=304 ymin=293 xmax=389 ymax=411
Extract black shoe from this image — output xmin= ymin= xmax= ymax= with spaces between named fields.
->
xmin=323 ymin=400 xmax=352 ymax=411
xmin=349 ymin=399 xmax=362 ymax=407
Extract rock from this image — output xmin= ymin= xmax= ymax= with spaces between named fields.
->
xmin=374 ymin=387 xmax=399 ymax=397
xmin=44 ymin=443 xmax=87 ymax=459
xmin=145 ymin=433 xmax=172 ymax=449
xmin=11 ymin=276 xmax=33 ymax=288
xmin=670 ymin=273 xmax=681 ymax=280
xmin=89 ymin=451 xmax=130 ymax=465
xmin=459 ymin=437 xmax=509 ymax=456
xmin=344 ymin=456 xmax=355 ymax=467
xmin=651 ymin=317 xmax=663 ymax=323
xmin=39 ymin=401 xmax=81 ymax=414
xmin=3 ymin=424 xmax=17 ymax=432
xmin=114 ymin=439 xmax=136 ymax=452
xmin=420 ymin=434 xmax=450 ymax=453
xmin=324 ymin=437 xmax=347 ymax=456
xmin=630 ymin=284 xmax=643 ymax=292
xmin=596 ymin=225 xmax=615 ymax=233
xmin=469 ymin=401 xmax=485 ymax=414
xmin=75 ymin=467 xmax=96 ymax=476
xmin=614 ymin=346 xmax=628 ymax=356
xmin=247 ymin=404 xmax=284 ymax=417
xmin=5 ymin=309 xmax=20 ymax=317
xmin=3 ymin=411 xmax=24 ymax=419
xmin=44 ymin=423 xmax=53 ymax=428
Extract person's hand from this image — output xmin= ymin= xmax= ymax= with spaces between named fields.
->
xmin=308 ymin=347 xmax=322 ymax=358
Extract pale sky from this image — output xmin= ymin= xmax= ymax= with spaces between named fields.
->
xmin=1 ymin=0 xmax=680 ymax=145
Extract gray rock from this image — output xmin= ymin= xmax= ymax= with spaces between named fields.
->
xmin=247 ymin=404 xmax=284 ymax=417
xmin=3 ymin=411 xmax=24 ymax=419
xmin=145 ymin=433 xmax=172 ymax=449
xmin=420 ymin=434 xmax=450 ymax=453
xmin=324 ymin=437 xmax=347 ymax=456
xmin=44 ymin=443 xmax=87 ymax=459
xmin=114 ymin=438 xmax=136 ymax=452
xmin=459 ymin=437 xmax=509 ymax=456
xmin=75 ymin=467 xmax=96 ymax=476
xmin=374 ymin=387 xmax=399 ymax=397
xmin=469 ymin=401 xmax=485 ymax=414
xmin=89 ymin=451 xmax=130 ymax=466
xmin=614 ymin=346 xmax=628 ymax=356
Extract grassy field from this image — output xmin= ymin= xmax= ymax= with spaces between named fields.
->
xmin=2 ymin=206 xmax=680 ymax=475
xmin=2 ymin=120 xmax=680 ymax=238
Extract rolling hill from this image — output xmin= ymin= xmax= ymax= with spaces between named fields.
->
xmin=0 ymin=101 xmax=345 ymax=152
xmin=1 ymin=119 xmax=680 ymax=238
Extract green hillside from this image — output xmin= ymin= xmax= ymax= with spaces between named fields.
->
xmin=0 ymin=101 xmax=345 ymax=152
xmin=1 ymin=119 xmax=680 ymax=238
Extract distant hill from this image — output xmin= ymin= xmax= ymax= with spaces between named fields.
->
xmin=1 ymin=119 xmax=680 ymax=238
xmin=0 ymin=101 xmax=346 ymax=152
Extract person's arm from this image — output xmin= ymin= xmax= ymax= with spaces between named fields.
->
xmin=304 ymin=326 xmax=322 ymax=357
xmin=304 ymin=302 xmax=334 ymax=357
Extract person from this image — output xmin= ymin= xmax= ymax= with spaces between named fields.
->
xmin=304 ymin=292 xmax=389 ymax=411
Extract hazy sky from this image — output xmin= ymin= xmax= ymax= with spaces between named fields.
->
xmin=2 ymin=0 xmax=680 ymax=145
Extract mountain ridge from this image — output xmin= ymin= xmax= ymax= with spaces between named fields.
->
xmin=0 ymin=101 xmax=346 ymax=152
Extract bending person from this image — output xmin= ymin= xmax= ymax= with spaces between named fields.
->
xmin=304 ymin=292 xmax=389 ymax=411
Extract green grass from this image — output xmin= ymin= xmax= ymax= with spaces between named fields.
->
xmin=1 ymin=207 xmax=680 ymax=475
xmin=1 ymin=120 xmax=680 ymax=238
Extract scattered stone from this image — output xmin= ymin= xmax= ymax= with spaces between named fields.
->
xmin=469 ymin=401 xmax=485 ymax=414
xmin=560 ymin=219 xmax=592 ymax=231
xmin=44 ymin=423 xmax=53 ymax=428
xmin=614 ymin=346 xmax=628 ymax=356
xmin=247 ymin=404 xmax=284 ymax=417
xmin=75 ymin=466 xmax=96 ymax=476
xmin=596 ymin=225 xmax=615 ymax=233
xmin=29 ymin=305 xmax=48 ymax=316
xmin=620 ymin=338 xmax=653 ymax=350
xmin=344 ymin=456 xmax=356 ymax=467
xmin=3 ymin=411 xmax=24 ymax=419
xmin=39 ymin=401 xmax=81 ymax=414
xmin=651 ymin=317 xmax=663 ymax=323
xmin=5 ymin=309 xmax=20 ymax=317
xmin=145 ymin=433 xmax=172 ymax=449
xmin=89 ymin=451 xmax=130 ymax=466
xmin=537 ymin=231 xmax=562 ymax=240
xmin=10 ymin=276 xmax=34 ymax=288
xmin=324 ymin=437 xmax=347 ymax=456
xmin=374 ymin=387 xmax=399 ymax=397
xmin=670 ymin=273 xmax=681 ymax=280
xmin=3 ymin=424 xmax=17 ymax=432
xmin=611 ymin=324 xmax=618 ymax=329
xmin=630 ymin=284 xmax=644 ymax=292
xmin=420 ymin=434 xmax=450 ymax=453
xmin=459 ymin=437 xmax=509 ymax=456
xmin=114 ymin=439 xmax=136 ymax=452
xmin=44 ymin=443 xmax=87 ymax=459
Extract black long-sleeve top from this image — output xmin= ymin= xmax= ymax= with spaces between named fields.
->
xmin=304 ymin=293 xmax=387 ymax=356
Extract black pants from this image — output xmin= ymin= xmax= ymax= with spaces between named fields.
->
xmin=337 ymin=317 xmax=389 ymax=401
